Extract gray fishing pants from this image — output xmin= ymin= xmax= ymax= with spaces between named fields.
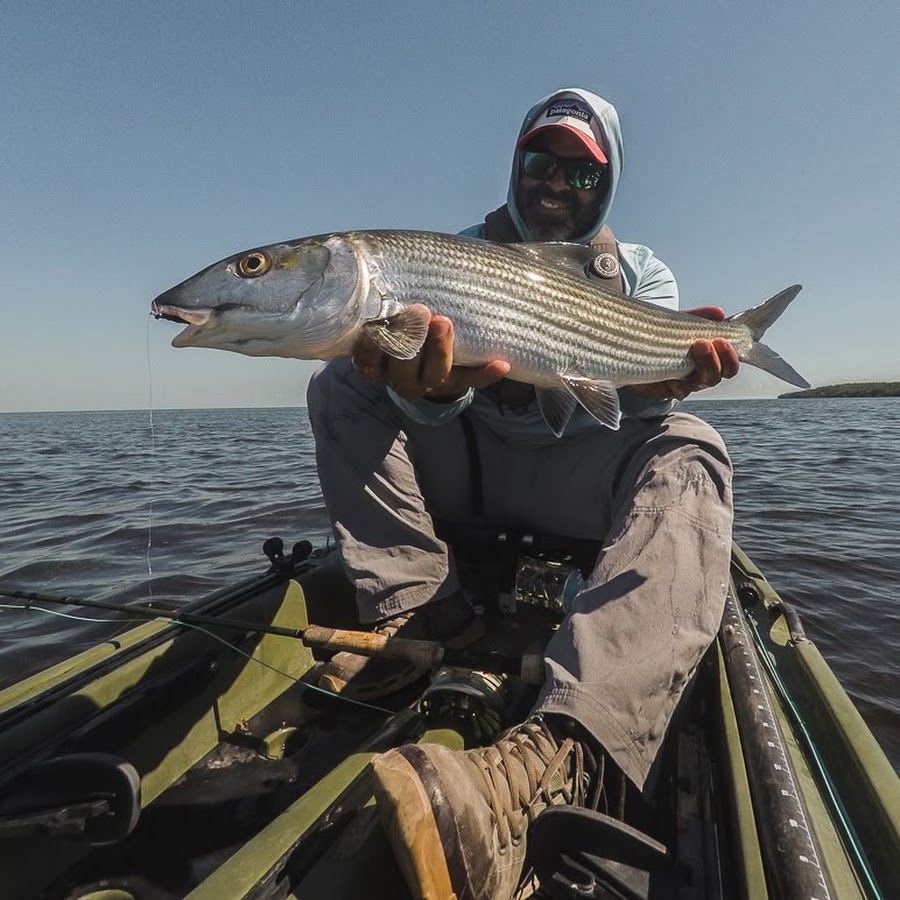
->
xmin=307 ymin=359 xmax=733 ymax=789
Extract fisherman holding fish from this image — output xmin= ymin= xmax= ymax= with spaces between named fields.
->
xmin=310 ymin=90 xmax=734 ymax=900
xmin=153 ymin=87 xmax=808 ymax=900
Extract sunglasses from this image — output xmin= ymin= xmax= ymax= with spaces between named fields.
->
xmin=521 ymin=150 xmax=608 ymax=191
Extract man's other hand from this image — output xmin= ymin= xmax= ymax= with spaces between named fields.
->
xmin=628 ymin=306 xmax=740 ymax=401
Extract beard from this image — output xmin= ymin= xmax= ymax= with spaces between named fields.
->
xmin=522 ymin=219 xmax=579 ymax=242
xmin=516 ymin=183 xmax=603 ymax=242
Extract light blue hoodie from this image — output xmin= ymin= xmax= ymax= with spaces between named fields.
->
xmin=391 ymin=88 xmax=679 ymax=440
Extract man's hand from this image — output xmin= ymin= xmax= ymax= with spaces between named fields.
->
xmin=352 ymin=304 xmax=510 ymax=400
xmin=628 ymin=306 xmax=740 ymax=401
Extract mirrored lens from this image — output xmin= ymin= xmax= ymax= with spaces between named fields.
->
xmin=522 ymin=151 xmax=607 ymax=191
xmin=522 ymin=151 xmax=558 ymax=181
xmin=568 ymin=164 xmax=606 ymax=191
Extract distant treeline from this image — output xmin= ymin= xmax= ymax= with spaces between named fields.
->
xmin=779 ymin=382 xmax=900 ymax=399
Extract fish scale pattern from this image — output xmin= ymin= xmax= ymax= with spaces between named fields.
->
xmin=352 ymin=230 xmax=753 ymax=387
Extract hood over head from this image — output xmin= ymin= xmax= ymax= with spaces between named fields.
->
xmin=506 ymin=88 xmax=623 ymax=243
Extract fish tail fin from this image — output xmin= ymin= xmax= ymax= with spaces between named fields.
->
xmin=727 ymin=285 xmax=810 ymax=388
xmin=742 ymin=342 xmax=811 ymax=388
xmin=727 ymin=284 xmax=802 ymax=340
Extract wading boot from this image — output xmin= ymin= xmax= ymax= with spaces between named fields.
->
xmin=317 ymin=592 xmax=478 ymax=701
xmin=370 ymin=716 xmax=610 ymax=900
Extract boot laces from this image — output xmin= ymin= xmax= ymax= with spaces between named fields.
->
xmin=469 ymin=717 xmax=596 ymax=848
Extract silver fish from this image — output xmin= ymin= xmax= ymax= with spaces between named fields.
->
xmin=152 ymin=230 xmax=809 ymax=435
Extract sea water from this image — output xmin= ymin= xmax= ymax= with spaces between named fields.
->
xmin=1 ymin=399 xmax=897 ymax=768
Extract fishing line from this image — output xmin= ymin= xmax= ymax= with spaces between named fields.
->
xmin=144 ymin=315 xmax=157 ymax=604
xmin=176 ymin=618 xmax=394 ymax=715
xmin=0 ymin=601 xmax=393 ymax=717
xmin=0 ymin=603 xmax=148 ymax=627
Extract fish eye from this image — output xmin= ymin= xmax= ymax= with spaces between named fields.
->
xmin=236 ymin=251 xmax=272 ymax=278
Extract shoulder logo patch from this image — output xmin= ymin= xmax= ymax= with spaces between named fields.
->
xmin=591 ymin=252 xmax=620 ymax=279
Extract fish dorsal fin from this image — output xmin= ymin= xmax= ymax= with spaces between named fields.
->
xmin=362 ymin=305 xmax=430 ymax=360
xmin=536 ymin=388 xmax=579 ymax=437
xmin=560 ymin=375 xmax=621 ymax=430
xmin=508 ymin=242 xmax=600 ymax=280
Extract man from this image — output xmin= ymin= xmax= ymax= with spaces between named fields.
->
xmin=307 ymin=88 xmax=737 ymax=900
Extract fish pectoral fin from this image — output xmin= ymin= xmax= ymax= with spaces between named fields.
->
xmin=560 ymin=375 xmax=621 ymax=430
xmin=536 ymin=388 xmax=579 ymax=438
xmin=362 ymin=305 xmax=431 ymax=360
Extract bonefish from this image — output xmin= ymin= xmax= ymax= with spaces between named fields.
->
xmin=152 ymin=230 xmax=808 ymax=435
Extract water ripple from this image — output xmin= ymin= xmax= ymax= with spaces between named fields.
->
xmin=1 ymin=401 xmax=898 ymax=769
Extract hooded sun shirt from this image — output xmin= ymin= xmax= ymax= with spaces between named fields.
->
xmin=503 ymin=88 xmax=624 ymax=245
xmin=391 ymin=88 xmax=680 ymax=438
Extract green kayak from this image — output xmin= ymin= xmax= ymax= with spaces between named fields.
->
xmin=0 ymin=539 xmax=897 ymax=899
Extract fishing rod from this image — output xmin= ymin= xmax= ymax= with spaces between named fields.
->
xmin=2 ymin=587 xmax=310 ymax=640
xmin=0 ymin=588 xmax=544 ymax=684
xmin=0 ymin=538 xmax=313 ymax=638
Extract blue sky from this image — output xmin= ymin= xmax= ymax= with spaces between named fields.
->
xmin=1 ymin=0 xmax=897 ymax=412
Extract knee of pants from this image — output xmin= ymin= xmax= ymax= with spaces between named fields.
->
xmin=307 ymin=358 xmax=374 ymax=417
xmin=666 ymin=416 xmax=734 ymax=514
xmin=307 ymin=360 xmax=361 ymax=436
xmin=306 ymin=360 xmax=340 ymax=418
xmin=307 ymin=358 xmax=401 ymax=440
xmin=613 ymin=413 xmax=734 ymax=514
xmin=659 ymin=413 xmax=732 ymax=470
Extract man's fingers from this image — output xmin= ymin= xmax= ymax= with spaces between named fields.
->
xmin=690 ymin=339 xmax=721 ymax=387
xmin=452 ymin=360 xmax=510 ymax=391
xmin=353 ymin=307 xmax=510 ymax=399
xmin=627 ymin=334 xmax=739 ymax=401
xmin=420 ymin=317 xmax=455 ymax=388
xmin=713 ymin=338 xmax=740 ymax=379
xmin=683 ymin=306 xmax=726 ymax=322
xmin=388 ymin=356 xmax=430 ymax=396
xmin=687 ymin=337 xmax=740 ymax=392
xmin=351 ymin=332 xmax=388 ymax=382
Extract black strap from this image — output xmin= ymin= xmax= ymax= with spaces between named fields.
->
xmin=483 ymin=205 xmax=522 ymax=242
xmin=458 ymin=411 xmax=484 ymax=517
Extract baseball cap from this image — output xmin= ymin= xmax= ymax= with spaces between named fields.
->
xmin=517 ymin=96 xmax=608 ymax=164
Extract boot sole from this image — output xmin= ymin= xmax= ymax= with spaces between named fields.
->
xmin=370 ymin=750 xmax=457 ymax=900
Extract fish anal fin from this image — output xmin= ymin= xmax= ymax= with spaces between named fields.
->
xmin=536 ymin=388 xmax=579 ymax=437
xmin=362 ymin=305 xmax=430 ymax=360
xmin=560 ymin=375 xmax=621 ymax=430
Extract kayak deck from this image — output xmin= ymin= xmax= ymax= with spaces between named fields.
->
xmin=0 ymin=543 xmax=897 ymax=899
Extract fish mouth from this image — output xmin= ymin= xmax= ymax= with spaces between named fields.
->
xmin=151 ymin=303 xmax=216 ymax=347
xmin=151 ymin=303 xmax=214 ymax=327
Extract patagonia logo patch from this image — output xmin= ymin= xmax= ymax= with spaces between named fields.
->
xmin=547 ymin=101 xmax=591 ymax=123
